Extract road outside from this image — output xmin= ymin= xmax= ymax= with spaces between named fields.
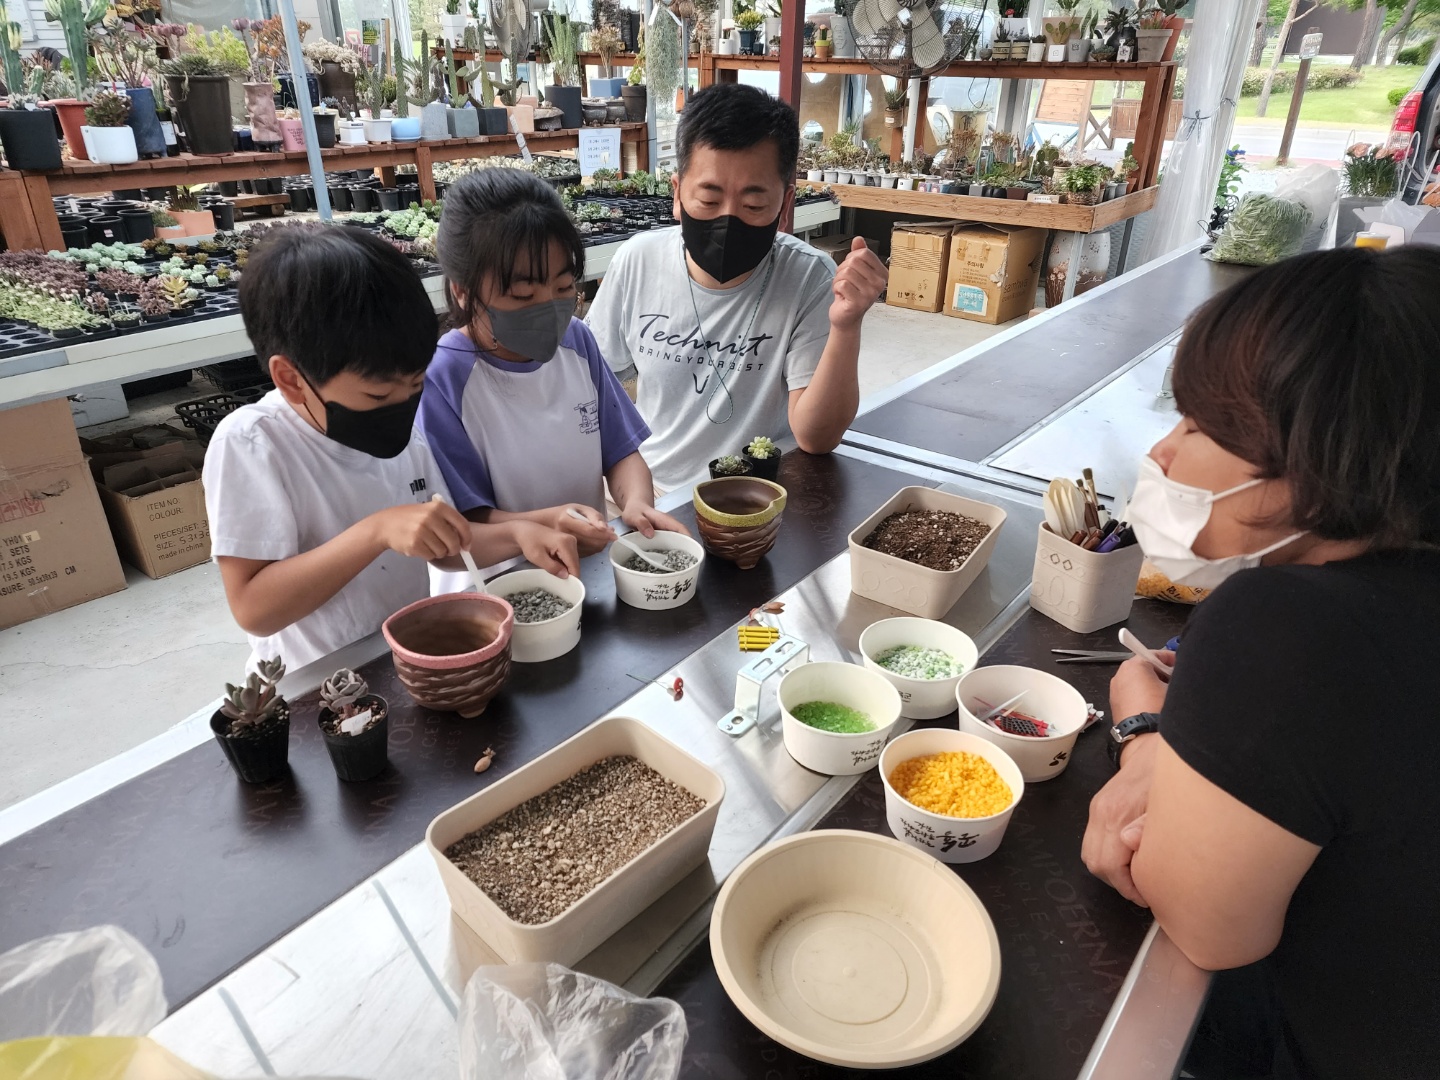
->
xmin=1232 ymin=120 xmax=1389 ymax=166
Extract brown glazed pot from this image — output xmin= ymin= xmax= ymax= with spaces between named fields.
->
xmin=693 ymin=477 xmax=787 ymax=570
xmin=382 ymin=593 xmax=514 ymax=718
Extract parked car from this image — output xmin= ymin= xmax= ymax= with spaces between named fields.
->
xmin=1389 ymin=50 xmax=1440 ymax=203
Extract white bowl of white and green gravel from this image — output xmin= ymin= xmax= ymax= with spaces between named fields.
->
xmin=487 ymin=569 xmax=586 ymax=663
xmin=860 ymin=617 xmax=979 ymax=720
xmin=609 ymin=532 xmax=705 ymax=611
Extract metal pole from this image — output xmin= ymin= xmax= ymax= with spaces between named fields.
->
xmin=1276 ymin=55 xmax=1311 ymax=167
xmin=278 ymin=0 xmax=333 ymax=220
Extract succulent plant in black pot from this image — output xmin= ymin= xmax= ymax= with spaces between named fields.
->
xmin=211 ymin=657 xmax=291 ymax=783
xmin=709 ymin=453 xmax=752 ymax=478
xmin=317 ymin=668 xmax=390 ymax=782
xmin=742 ymin=435 xmax=781 ymax=481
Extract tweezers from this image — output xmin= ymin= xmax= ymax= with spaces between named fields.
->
xmin=1051 ymin=649 xmax=1131 ymax=664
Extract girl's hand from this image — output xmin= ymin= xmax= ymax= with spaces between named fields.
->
xmin=1109 ymin=651 xmax=1175 ymax=722
xmin=511 ymin=520 xmax=580 ymax=579
xmin=620 ymin=504 xmax=691 ymax=539
xmin=1082 ymin=733 xmax=1159 ymax=907
xmin=553 ymin=503 xmax=616 ymax=557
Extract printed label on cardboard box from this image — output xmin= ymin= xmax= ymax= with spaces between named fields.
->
xmin=950 ymin=283 xmax=990 ymax=315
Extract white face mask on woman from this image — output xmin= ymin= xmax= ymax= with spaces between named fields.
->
xmin=1127 ymin=455 xmax=1304 ymax=590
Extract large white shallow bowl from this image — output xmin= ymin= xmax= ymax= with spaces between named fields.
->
xmin=710 ymin=830 xmax=1001 ymax=1068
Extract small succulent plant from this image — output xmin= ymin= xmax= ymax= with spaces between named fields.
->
xmin=320 ymin=668 xmax=369 ymax=719
xmin=746 ymin=435 xmax=779 ymax=460
xmin=220 ymin=657 xmax=287 ymax=730
xmin=713 ymin=454 xmax=750 ymax=476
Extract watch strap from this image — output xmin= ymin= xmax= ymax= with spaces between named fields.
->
xmin=1106 ymin=712 xmax=1161 ymax=769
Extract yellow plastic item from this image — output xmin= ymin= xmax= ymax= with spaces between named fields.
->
xmin=738 ymin=626 xmax=780 ymax=651
xmin=0 ymin=1037 xmax=214 ymax=1080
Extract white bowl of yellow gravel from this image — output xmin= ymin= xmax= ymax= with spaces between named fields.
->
xmin=879 ymin=728 xmax=1023 ymax=864
xmin=710 ymin=829 xmax=1001 ymax=1068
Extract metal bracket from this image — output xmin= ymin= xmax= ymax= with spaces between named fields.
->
xmin=718 ymin=635 xmax=810 ymax=736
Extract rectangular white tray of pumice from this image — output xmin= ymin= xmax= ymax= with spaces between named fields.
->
xmin=848 ymin=486 xmax=1008 ymax=620
xmin=425 ymin=715 xmax=725 ymax=966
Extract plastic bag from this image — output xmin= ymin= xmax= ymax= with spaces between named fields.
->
xmin=1207 ymin=192 xmax=1313 ymax=265
xmin=0 ymin=926 xmax=165 ymax=1041
xmin=1355 ymin=197 xmax=1435 ymax=243
xmin=458 ymin=963 xmax=686 ymax=1080
xmin=1136 ymin=559 xmax=1210 ymax=605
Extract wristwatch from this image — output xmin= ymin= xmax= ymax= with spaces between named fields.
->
xmin=1107 ymin=712 xmax=1161 ymax=769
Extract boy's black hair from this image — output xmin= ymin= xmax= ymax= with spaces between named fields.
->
xmin=238 ymin=224 xmax=438 ymax=386
xmin=676 ymin=83 xmax=800 ymax=183
xmin=1175 ymin=245 xmax=1440 ymax=548
xmin=435 ymin=169 xmax=585 ymax=327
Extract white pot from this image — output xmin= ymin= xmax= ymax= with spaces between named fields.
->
xmin=763 ymin=16 xmax=781 ymax=47
xmin=362 ymin=117 xmax=392 ymax=143
xmin=82 ymin=125 xmax=138 ymax=165
xmin=1027 ymin=41 xmax=1046 ymax=61
xmin=779 ymin=662 xmax=902 ymax=776
xmin=439 ymin=12 xmax=467 ymax=43
xmin=338 ymin=120 xmax=367 ymax=145
xmin=823 ymin=169 xmax=839 ymax=183
xmin=956 ymin=665 xmax=1088 ymax=783
xmin=895 ymin=175 xmax=915 ymax=191
xmin=860 ymin=618 xmax=978 ymax=720
xmin=719 ymin=32 xmax=740 ymax=55
xmin=806 ymin=168 xmax=823 ymax=181
xmin=1046 ymin=42 xmax=1067 ymax=62
xmin=610 ymin=533 xmax=705 ymax=611
xmin=830 ymin=15 xmax=855 ymax=58
xmin=880 ymin=173 xmax=898 ymax=188
xmin=486 ymin=569 xmax=586 ymax=663
xmin=1066 ymin=37 xmax=1091 ymax=62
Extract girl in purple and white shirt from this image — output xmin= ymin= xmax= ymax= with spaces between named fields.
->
xmin=419 ymin=170 xmax=688 ymax=592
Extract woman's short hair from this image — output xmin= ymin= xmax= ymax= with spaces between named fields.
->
xmin=1174 ymin=245 xmax=1440 ymax=549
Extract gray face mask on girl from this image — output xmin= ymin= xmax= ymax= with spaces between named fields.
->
xmin=483 ymin=297 xmax=575 ymax=362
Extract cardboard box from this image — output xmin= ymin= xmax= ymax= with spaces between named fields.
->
xmin=87 ymin=433 xmax=211 ymax=579
xmin=887 ymin=221 xmax=962 ymax=313
xmin=942 ymin=223 xmax=1048 ymax=325
xmin=0 ymin=398 xmax=127 ymax=630
xmin=810 ymin=233 xmax=857 ymax=265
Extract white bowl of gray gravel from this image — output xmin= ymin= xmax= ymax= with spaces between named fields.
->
xmin=426 ymin=715 xmax=725 ymax=965
xmin=486 ymin=569 xmax=586 ymax=663
xmin=609 ymin=532 xmax=705 ymax=611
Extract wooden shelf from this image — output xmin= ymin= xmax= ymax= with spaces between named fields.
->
xmin=0 ymin=125 xmax=650 ymax=251
xmin=707 ymin=55 xmax=1176 ymax=82
xmin=829 ymin=183 xmax=1158 ymax=233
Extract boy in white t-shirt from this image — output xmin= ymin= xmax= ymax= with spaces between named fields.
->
xmin=205 ymin=226 xmax=578 ymax=671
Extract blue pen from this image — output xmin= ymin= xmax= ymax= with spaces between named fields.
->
xmin=1165 ymin=635 xmax=1181 ymax=653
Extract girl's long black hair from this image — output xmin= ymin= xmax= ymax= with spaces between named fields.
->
xmin=435 ymin=168 xmax=586 ymax=330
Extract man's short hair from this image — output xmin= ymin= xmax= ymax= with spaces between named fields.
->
xmin=676 ymin=83 xmax=799 ymax=183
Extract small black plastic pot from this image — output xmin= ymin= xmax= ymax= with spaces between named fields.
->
xmin=211 ymin=704 xmax=291 ymax=784
xmin=312 ymin=111 xmax=337 ymax=148
xmin=377 ymin=187 xmax=402 ymax=211
xmin=350 ymin=186 xmax=376 ymax=212
xmin=112 ymin=313 xmax=141 ymax=334
xmin=119 ymin=207 xmax=155 ymax=243
xmin=203 ymin=199 xmax=235 ymax=231
xmin=318 ymin=695 xmax=390 ymax=782
xmin=327 ymin=184 xmax=352 ymax=210
xmin=742 ymin=446 xmax=782 ymax=481
xmin=86 ymin=215 xmax=124 ymax=245
xmin=218 ymin=180 xmax=240 ymax=196
xmin=709 ymin=457 xmax=753 ymax=480
xmin=60 ymin=224 xmax=89 ymax=250
xmin=289 ymin=186 xmax=311 ymax=212
xmin=0 ymin=107 xmax=63 ymax=170
xmin=99 ymin=199 xmax=135 ymax=213
xmin=50 ymin=325 xmax=82 ymax=339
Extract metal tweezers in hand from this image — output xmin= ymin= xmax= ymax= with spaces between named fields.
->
xmin=1051 ymin=649 xmax=1132 ymax=664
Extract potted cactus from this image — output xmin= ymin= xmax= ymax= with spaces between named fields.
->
xmin=709 ymin=454 xmax=752 ymax=478
xmin=317 ymin=668 xmax=390 ymax=782
xmin=210 ymin=658 xmax=290 ymax=783
xmin=743 ymin=435 xmax=782 ymax=481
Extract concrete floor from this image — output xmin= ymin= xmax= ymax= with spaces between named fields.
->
xmin=0 ymin=303 xmax=1007 ymax=811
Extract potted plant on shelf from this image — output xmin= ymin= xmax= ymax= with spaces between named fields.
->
xmin=41 ymin=0 xmax=107 ymax=160
xmin=1135 ymin=4 xmax=1171 ymax=62
xmin=709 ymin=453 xmax=752 ymax=478
xmin=440 ymin=41 xmax=480 ymax=137
xmin=88 ymin=17 xmax=167 ymax=158
xmin=358 ymin=55 xmax=392 ymax=142
xmin=211 ymin=658 xmax=290 ymax=784
xmin=736 ymin=9 xmax=764 ymax=55
xmin=1060 ymin=161 xmax=1105 ymax=204
xmin=743 ymin=435 xmax=781 ymax=480
xmin=230 ymin=17 xmax=281 ymax=150
xmin=883 ymin=84 xmax=906 ymax=129
xmin=441 ymin=0 xmax=467 ymax=44
xmin=812 ymin=23 xmax=832 ymax=60
xmin=1102 ymin=4 xmax=1137 ymax=61
xmin=0 ymin=28 xmax=63 ymax=171
xmin=160 ymin=49 xmax=243 ymax=155
xmin=1001 ymin=3 xmax=1029 ymax=41
xmin=167 ymin=184 xmax=216 ymax=234
xmin=1043 ymin=0 xmax=1079 ymax=60
xmin=1027 ymin=33 xmax=1046 ymax=60
xmin=1152 ymin=0 xmax=1184 ymax=61
xmin=317 ymin=667 xmax=390 ymax=782
xmin=543 ymin=13 xmax=582 ymax=128
xmin=81 ymin=90 xmax=139 ymax=164
xmin=305 ymin=38 xmax=362 ymax=102
xmin=590 ymin=24 xmax=625 ymax=96
xmin=622 ymin=28 xmax=647 ymax=120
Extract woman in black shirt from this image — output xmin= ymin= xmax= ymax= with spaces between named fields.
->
xmin=1082 ymin=246 xmax=1440 ymax=1079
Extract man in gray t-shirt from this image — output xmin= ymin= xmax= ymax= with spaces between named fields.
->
xmin=586 ymin=84 xmax=888 ymax=492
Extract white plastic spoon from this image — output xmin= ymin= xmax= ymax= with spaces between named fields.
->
xmin=566 ymin=507 xmax=673 ymax=572
xmin=432 ymin=493 xmax=487 ymax=594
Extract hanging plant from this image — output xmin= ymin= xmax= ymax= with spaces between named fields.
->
xmin=647 ymin=7 xmax=682 ymax=115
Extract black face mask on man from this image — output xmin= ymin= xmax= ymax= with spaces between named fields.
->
xmin=680 ymin=204 xmax=781 ymax=284
xmin=299 ymin=372 xmax=421 ymax=460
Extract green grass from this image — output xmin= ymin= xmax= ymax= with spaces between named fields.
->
xmin=1235 ymin=63 xmax=1420 ymax=129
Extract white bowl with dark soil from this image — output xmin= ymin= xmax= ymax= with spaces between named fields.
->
xmin=849 ymin=486 xmax=1007 ymax=620
xmin=486 ymin=569 xmax=586 ymax=663
xmin=425 ymin=715 xmax=725 ymax=965
xmin=610 ymin=533 xmax=705 ymax=611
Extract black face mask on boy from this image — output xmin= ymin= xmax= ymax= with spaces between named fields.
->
xmin=299 ymin=372 xmax=422 ymax=460
xmin=680 ymin=205 xmax=781 ymax=285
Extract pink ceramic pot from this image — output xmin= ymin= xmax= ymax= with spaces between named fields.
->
xmin=383 ymin=593 xmax=514 ymax=718
xmin=279 ymin=118 xmax=306 ymax=151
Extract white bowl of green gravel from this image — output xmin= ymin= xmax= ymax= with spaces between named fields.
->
xmin=610 ymin=532 xmax=705 ymax=611
xmin=487 ymin=569 xmax=586 ymax=663
xmin=859 ymin=617 xmax=978 ymax=720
